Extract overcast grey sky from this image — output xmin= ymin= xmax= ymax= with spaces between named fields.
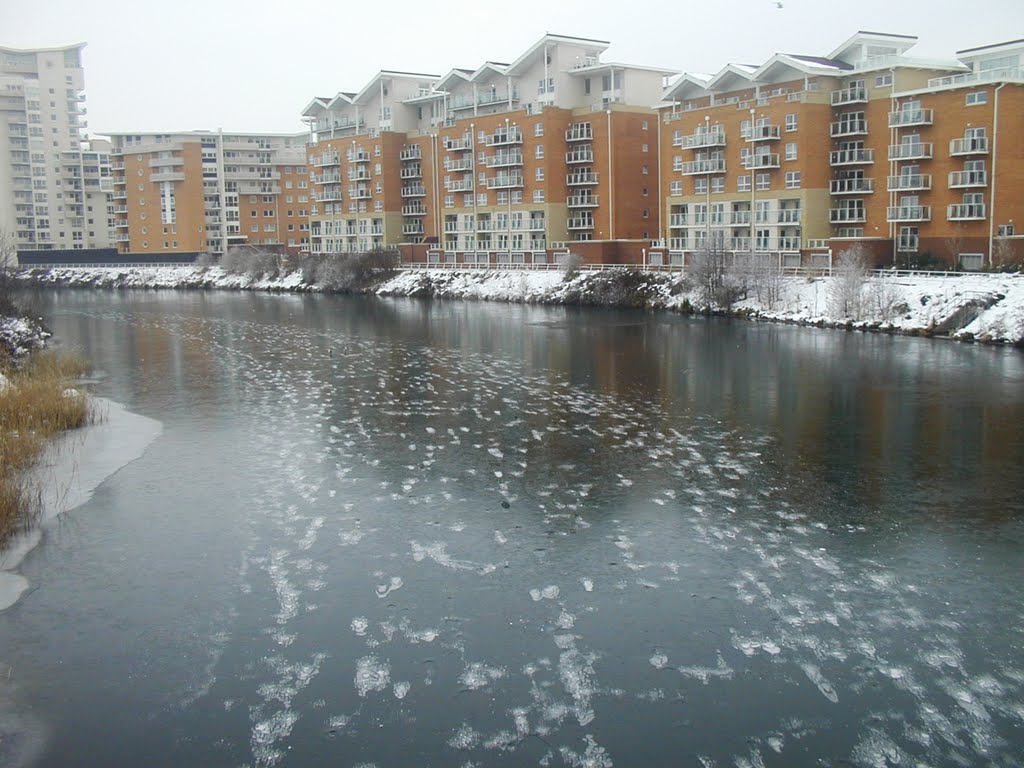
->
xmin=4 ymin=0 xmax=1022 ymax=135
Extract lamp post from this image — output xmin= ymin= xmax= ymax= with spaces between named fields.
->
xmin=749 ymin=107 xmax=756 ymax=259
xmin=704 ymin=115 xmax=711 ymax=250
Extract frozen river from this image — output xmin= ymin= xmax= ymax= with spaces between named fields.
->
xmin=2 ymin=290 xmax=1023 ymax=767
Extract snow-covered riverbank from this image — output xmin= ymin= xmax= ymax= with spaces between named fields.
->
xmin=18 ymin=265 xmax=1024 ymax=345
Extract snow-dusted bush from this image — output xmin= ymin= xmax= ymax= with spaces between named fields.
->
xmin=827 ymin=246 xmax=869 ymax=320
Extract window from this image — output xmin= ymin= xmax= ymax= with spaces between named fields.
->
xmin=756 ymin=173 xmax=770 ymax=191
xmin=444 ymin=195 xmax=454 ymax=208
xmin=898 ymin=226 xmax=919 ymax=252
xmin=534 ymin=123 xmax=544 ymax=137
xmin=711 ymin=177 xmax=725 ymax=194
xmin=785 ymin=171 xmax=801 ymax=188
xmin=785 ymin=113 xmax=798 ymax=132
xmin=641 ymin=164 xmax=649 ymax=175
xmin=535 ymin=167 xmax=544 ymax=181
xmin=535 ymin=145 xmax=545 ymax=159
xmin=672 ymin=156 xmax=683 ymax=172
xmin=694 ymin=177 xmax=708 ymax=194
xmin=966 ymin=91 xmax=988 ymax=106
xmin=511 ymin=190 xmax=523 ymax=204
xmin=641 ymin=120 xmax=649 ymax=131
xmin=738 ymin=175 xmax=751 ymax=192
xmin=669 ymin=180 xmax=682 ymax=196
xmin=785 ymin=142 xmax=798 ymax=161
xmin=642 ymin=208 xmax=649 ymax=219
xmin=998 ymin=224 xmax=1015 ymax=237
xmin=533 ymin=189 xmax=545 ymax=203
xmin=641 ymin=143 xmax=649 ymax=153
xmin=875 ymin=73 xmax=893 ymax=88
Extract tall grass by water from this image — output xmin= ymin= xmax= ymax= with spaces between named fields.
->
xmin=0 ymin=350 xmax=93 ymax=546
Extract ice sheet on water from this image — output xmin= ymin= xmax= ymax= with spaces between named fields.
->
xmin=393 ymin=681 xmax=411 ymax=699
xmin=677 ymin=654 xmax=734 ymax=685
xmin=581 ymin=578 xmax=594 ymax=592
xmin=375 ymin=576 xmax=403 ymax=598
xmin=351 ymin=617 xmax=369 ymax=636
xmin=530 ymin=585 xmax=560 ymax=601
xmin=850 ymin=728 xmax=902 ymax=768
xmin=250 ymin=709 xmax=298 ymax=767
xmin=799 ymin=663 xmax=839 ymax=703
xmin=448 ymin=723 xmax=481 ymax=750
xmin=649 ymin=653 xmax=669 ymax=669
xmin=559 ymin=648 xmax=598 ymax=726
xmin=354 ymin=655 xmax=390 ymax=697
xmin=559 ymin=735 xmax=613 ymax=768
xmin=410 ymin=540 xmax=493 ymax=573
xmin=482 ymin=730 xmax=518 ymax=751
xmin=459 ymin=662 xmax=506 ymax=690
xmin=494 ymin=530 xmax=508 ymax=544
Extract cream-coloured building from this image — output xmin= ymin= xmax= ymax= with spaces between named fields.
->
xmin=103 ymin=131 xmax=309 ymax=255
xmin=0 ymin=44 xmax=114 ymax=252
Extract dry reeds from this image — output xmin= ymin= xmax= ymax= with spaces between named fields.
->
xmin=0 ymin=350 xmax=93 ymax=546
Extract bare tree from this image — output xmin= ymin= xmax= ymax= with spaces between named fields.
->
xmin=220 ymin=244 xmax=280 ymax=276
xmin=690 ymin=232 xmax=745 ymax=310
xmin=735 ymin=252 xmax=786 ymax=311
xmin=944 ymin=224 xmax=967 ymax=269
xmin=0 ymin=228 xmax=20 ymax=317
xmin=827 ymin=244 xmax=869 ymax=320
xmin=867 ymin=272 xmax=906 ymax=323
xmin=560 ymin=252 xmax=583 ymax=282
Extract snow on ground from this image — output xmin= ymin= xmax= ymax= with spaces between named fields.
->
xmin=16 ymin=266 xmax=1024 ymax=345
xmin=0 ymin=315 xmax=49 ymax=358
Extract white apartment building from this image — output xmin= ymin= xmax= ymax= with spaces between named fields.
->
xmin=0 ymin=44 xmax=113 ymax=252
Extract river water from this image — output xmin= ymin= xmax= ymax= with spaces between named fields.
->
xmin=2 ymin=290 xmax=1023 ymax=768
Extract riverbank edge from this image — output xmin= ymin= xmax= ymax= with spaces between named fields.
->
xmin=16 ymin=266 xmax=1024 ymax=347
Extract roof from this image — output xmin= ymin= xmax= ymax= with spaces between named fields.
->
xmin=352 ymin=70 xmax=439 ymax=104
xmin=0 ymin=42 xmax=86 ymax=55
xmin=957 ymin=38 xmax=1024 ymax=56
xmin=828 ymin=30 xmax=917 ymax=61
xmin=505 ymin=33 xmax=610 ymax=76
xmin=567 ymin=61 xmax=679 ymax=77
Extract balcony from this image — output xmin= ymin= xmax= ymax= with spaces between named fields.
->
xmin=348 ymin=186 xmax=371 ymax=199
xmin=888 ymin=108 xmax=934 ymax=127
xmin=947 ymin=204 xmax=986 ymax=220
xmin=113 ymin=206 xmax=128 ymax=215
xmin=830 ymin=208 xmax=867 ymax=223
xmin=402 ymin=204 xmax=427 ymax=216
xmin=348 ymin=169 xmax=371 ymax=181
xmin=830 ymin=178 xmax=874 ymax=194
xmin=729 ymin=211 xmax=751 ymax=225
xmin=566 ymin=125 xmax=593 ymax=142
xmin=445 ymin=158 xmax=473 ymax=172
xmin=400 ymin=165 xmax=422 ymax=179
xmin=680 ymin=158 xmax=726 ymax=175
xmin=527 ymin=218 xmax=545 ymax=231
xmin=445 ymin=136 xmax=472 ymax=151
xmin=889 ymin=143 xmax=933 ymax=161
xmin=114 ymin=220 xmax=129 ymax=228
xmin=446 ymin=178 xmax=474 ymax=192
xmin=830 ymin=119 xmax=868 ymax=137
xmin=403 ymin=222 xmax=425 ymax=235
xmin=347 ymin=150 xmax=371 ymax=163
xmin=567 ymin=195 xmax=599 ymax=207
xmin=831 ymin=86 xmax=868 ymax=106
xmin=743 ymin=153 xmax=780 ymax=169
xmin=566 ymin=148 xmax=594 ymax=164
xmin=149 ymin=156 xmax=183 ymax=168
xmin=567 ymin=171 xmax=599 ymax=185
xmin=486 ymin=151 xmax=524 ymax=168
xmin=887 ymin=205 xmax=931 ymax=222
xmin=830 ymin=148 xmax=874 ymax=166
xmin=401 ymin=185 xmax=427 ymax=197
xmin=777 ymin=209 xmax=801 ymax=224
xmin=679 ymin=129 xmax=726 ymax=149
xmin=399 ymin=146 xmax=422 ymax=161
xmin=313 ymin=152 xmax=340 ymax=167
xmin=485 ymin=173 xmax=524 ymax=189
xmin=150 ymin=171 xmax=185 ymax=182
xmin=888 ymin=174 xmax=932 ymax=191
xmin=486 ymin=129 xmax=523 ymax=146
xmin=319 ymin=188 xmax=343 ymax=202
xmin=950 ymin=137 xmax=989 ymax=156
xmin=949 ymin=170 xmax=987 ymax=188
xmin=314 ymin=172 xmax=342 ymax=184
xmin=567 ymin=216 xmax=595 ymax=230
xmin=747 ymin=125 xmax=780 ymax=141
xmin=668 ymin=214 xmax=689 ymax=228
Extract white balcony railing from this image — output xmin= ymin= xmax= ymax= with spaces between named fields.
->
xmin=950 ymin=137 xmax=989 ymax=156
xmin=830 ymin=208 xmax=867 ymax=223
xmin=888 ymin=143 xmax=933 ymax=160
xmin=680 ymin=158 xmax=727 ymax=175
xmin=830 ymin=119 xmax=868 ymax=137
xmin=888 ymin=108 xmax=934 ymax=127
xmin=565 ymin=125 xmax=593 ymax=142
xmin=831 ymin=86 xmax=868 ymax=105
xmin=743 ymin=153 xmax=780 ymax=169
xmin=567 ymin=195 xmax=599 ymax=207
xmin=747 ymin=125 xmax=780 ymax=141
xmin=830 ymin=149 xmax=874 ymax=165
xmin=947 ymin=204 xmax=986 ymax=220
xmin=948 ymin=170 xmax=987 ymax=188
xmin=566 ymin=149 xmax=594 ymax=164
xmin=887 ymin=174 xmax=932 ymax=191
xmin=680 ymin=130 xmax=726 ymax=149
xmin=830 ymin=178 xmax=874 ymax=194
xmin=887 ymin=205 xmax=931 ymax=222
xmin=567 ymin=172 xmax=599 ymax=185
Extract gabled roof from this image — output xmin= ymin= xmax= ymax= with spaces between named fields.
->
xmin=753 ymin=52 xmax=851 ymax=82
xmin=352 ymin=70 xmax=439 ymax=104
xmin=300 ymin=97 xmax=331 ymax=117
xmin=470 ymin=61 xmax=510 ymax=81
xmin=828 ymin=30 xmax=917 ymax=62
xmin=505 ymin=33 xmax=610 ymax=76
xmin=957 ymin=38 xmax=1024 ymax=57
xmin=434 ymin=68 xmax=474 ymax=92
xmin=326 ymin=93 xmax=355 ymax=111
xmin=567 ymin=61 xmax=679 ymax=77
xmin=705 ymin=63 xmax=759 ymax=92
xmin=661 ymin=73 xmax=713 ymax=103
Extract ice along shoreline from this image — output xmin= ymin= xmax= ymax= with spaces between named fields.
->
xmin=17 ymin=265 xmax=1024 ymax=346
